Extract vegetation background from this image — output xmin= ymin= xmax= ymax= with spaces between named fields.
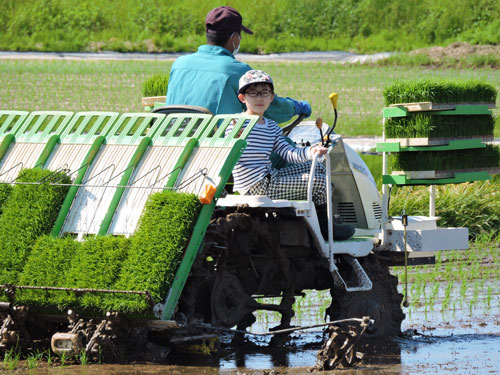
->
xmin=0 ymin=1 xmax=498 ymax=238
xmin=1 ymin=0 xmax=499 ymax=53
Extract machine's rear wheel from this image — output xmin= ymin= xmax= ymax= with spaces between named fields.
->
xmin=327 ymin=254 xmax=405 ymax=339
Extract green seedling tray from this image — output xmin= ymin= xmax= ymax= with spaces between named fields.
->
xmin=383 ymin=170 xmax=491 ymax=185
xmin=107 ymin=113 xmax=213 ymax=236
xmin=0 ymin=110 xmax=29 ymax=137
xmin=59 ymin=112 xmax=119 ymax=144
xmin=376 ymin=138 xmax=486 ymax=152
xmin=383 ymin=104 xmax=492 ymax=119
xmin=105 ymin=113 xmax=166 ymax=145
xmin=15 ymin=111 xmax=74 ymax=142
xmin=161 ymin=114 xmax=259 ymax=320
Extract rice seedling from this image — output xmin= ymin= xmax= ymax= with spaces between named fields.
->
xmin=388 ymin=144 xmax=500 ymax=172
xmin=26 ymin=350 xmax=43 ymax=369
xmin=113 ymin=191 xmax=201 ymax=314
xmin=0 ymin=168 xmax=71 ymax=287
xmin=3 ymin=348 xmax=20 ymax=371
xmin=385 ymin=114 xmax=495 ymax=139
xmin=14 ymin=190 xmax=200 ymax=316
xmin=383 ymin=79 xmax=497 ymax=106
xmin=46 ymin=348 xmax=53 ymax=366
xmin=79 ymin=349 xmax=88 ymax=366
xmin=59 ymin=351 xmax=68 ymax=366
xmin=142 ymin=74 xmax=169 ymax=97
xmin=486 ymin=286 xmax=492 ymax=308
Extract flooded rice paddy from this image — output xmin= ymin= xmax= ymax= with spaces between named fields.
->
xmin=2 ymin=241 xmax=499 ymax=374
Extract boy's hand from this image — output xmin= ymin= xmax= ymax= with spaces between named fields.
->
xmin=310 ymin=144 xmax=328 ymax=156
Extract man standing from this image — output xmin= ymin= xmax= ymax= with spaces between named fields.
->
xmin=166 ymin=6 xmax=311 ymax=123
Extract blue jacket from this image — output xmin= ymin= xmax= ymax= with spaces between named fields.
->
xmin=166 ymin=45 xmax=296 ymax=124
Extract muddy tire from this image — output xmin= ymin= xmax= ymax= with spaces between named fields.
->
xmin=327 ymin=254 xmax=405 ymax=339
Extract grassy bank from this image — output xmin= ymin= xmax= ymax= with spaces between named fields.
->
xmin=1 ymin=0 xmax=499 ymax=53
xmin=0 ymin=59 xmax=499 ymax=137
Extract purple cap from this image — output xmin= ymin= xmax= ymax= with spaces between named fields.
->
xmin=205 ymin=6 xmax=253 ymax=35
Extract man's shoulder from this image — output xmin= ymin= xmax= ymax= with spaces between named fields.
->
xmin=172 ymin=50 xmax=251 ymax=74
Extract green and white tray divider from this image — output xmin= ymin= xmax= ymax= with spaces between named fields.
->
xmin=377 ymin=103 xmax=495 ymax=217
xmin=162 ymin=114 xmax=259 ymax=320
xmin=0 ymin=111 xmax=73 ymax=182
xmin=0 ymin=110 xmax=30 ymax=164
xmin=107 ymin=113 xmax=213 ymax=236
xmin=44 ymin=111 xmax=119 ymax=174
xmin=49 ymin=112 xmax=121 ymax=237
xmin=0 ymin=110 xmax=29 ymax=136
xmin=54 ymin=113 xmax=164 ymax=238
xmin=97 ymin=113 xmax=166 ymax=235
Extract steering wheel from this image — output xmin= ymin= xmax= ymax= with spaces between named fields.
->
xmin=282 ymin=114 xmax=306 ymax=136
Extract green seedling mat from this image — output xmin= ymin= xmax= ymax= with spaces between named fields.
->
xmin=162 ymin=114 xmax=258 ymax=320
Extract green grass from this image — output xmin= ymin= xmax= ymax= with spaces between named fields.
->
xmin=1 ymin=0 xmax=499 ymax=53
xmin=389 ymin=181 xmax=500 ymax=240
xmin=1 ymin=60 xmax=499 ymax=137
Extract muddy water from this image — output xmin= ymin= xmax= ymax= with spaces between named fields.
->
xmin=4 ymin=272 xmax=500 ymax=374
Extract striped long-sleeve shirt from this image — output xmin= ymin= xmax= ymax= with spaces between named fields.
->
xmin=226 ymin=117 xmax=311 ymax=194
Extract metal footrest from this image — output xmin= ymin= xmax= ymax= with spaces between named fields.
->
xmin=331 ymin=255 xmax=372 ymax=292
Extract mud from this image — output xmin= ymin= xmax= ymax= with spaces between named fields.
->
xmin=3 ymin=281 xmax=499 ymax=375
xmin=410 ymin=42 xmax=500 ymax=62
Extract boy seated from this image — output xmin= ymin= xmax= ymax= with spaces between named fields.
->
xmin=226 ymin=70 xmax=354 ymax=241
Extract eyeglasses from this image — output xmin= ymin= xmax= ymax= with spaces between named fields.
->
xmin=245 ymin=90 xmax=272 ymax=97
